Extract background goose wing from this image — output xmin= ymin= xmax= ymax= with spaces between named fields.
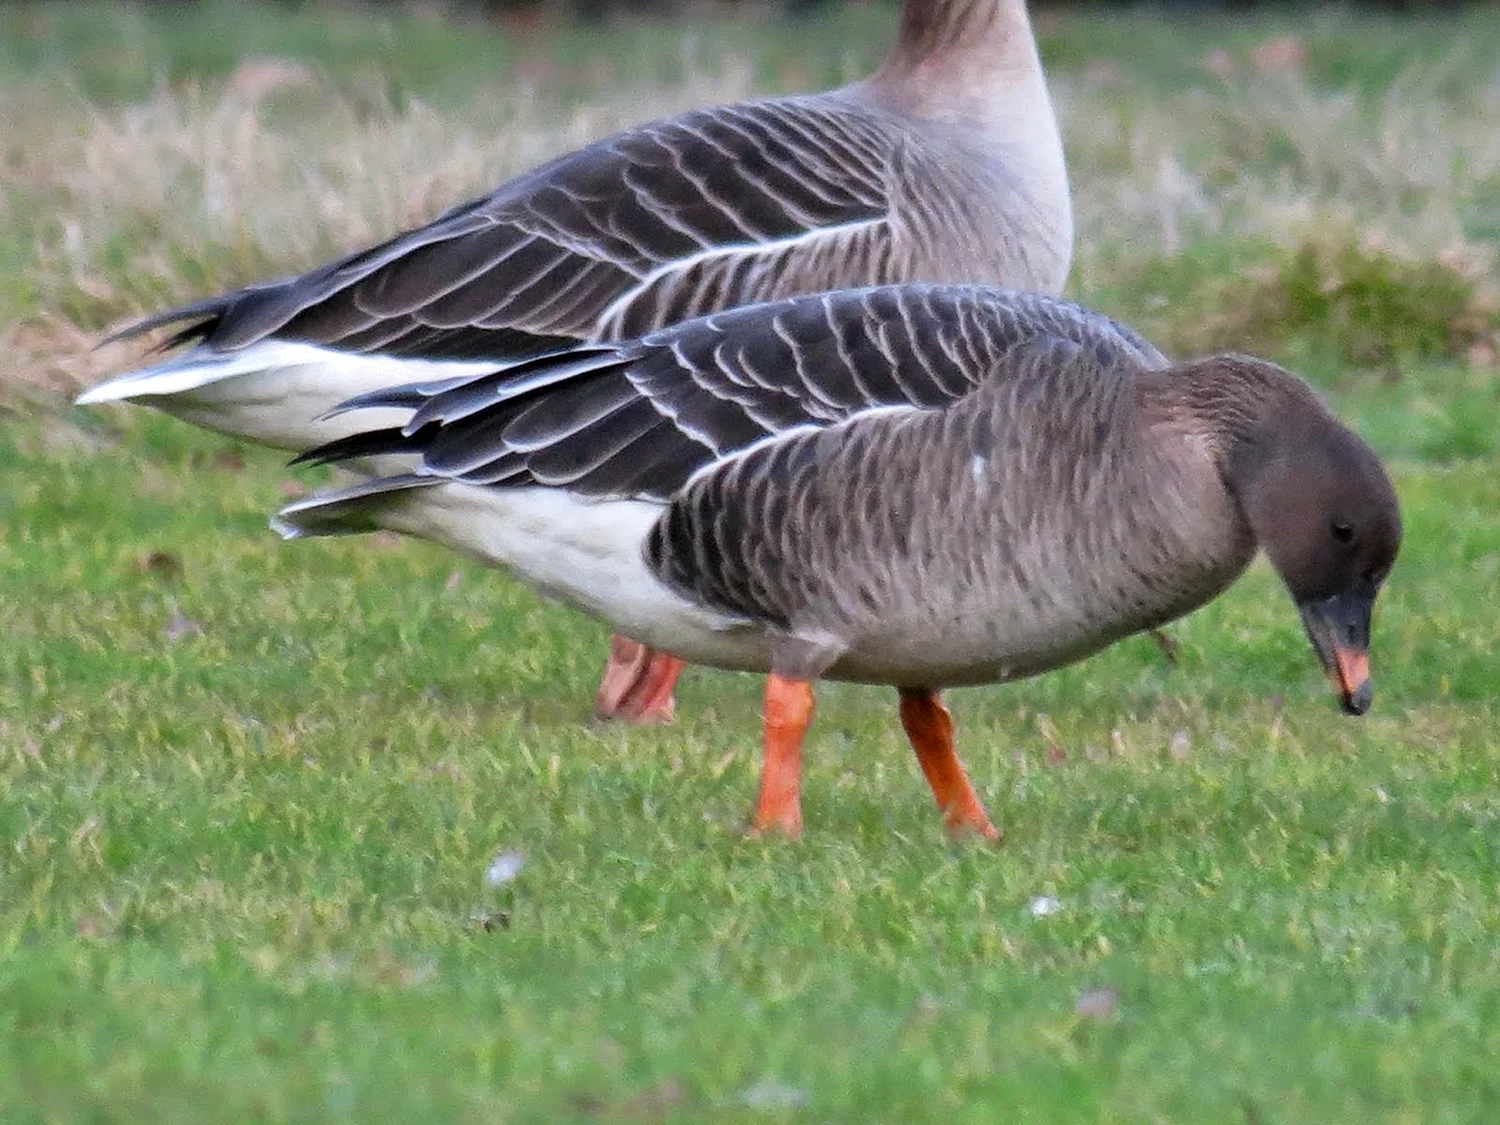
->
xmin=304 ymin=284 xmax=1168 ymax=505
xmin=116 ymin=97 xmax=898 ymax=363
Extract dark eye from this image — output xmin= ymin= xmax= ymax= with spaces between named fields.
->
xmin=1330 ymin=520 xmax=1355 ymax=543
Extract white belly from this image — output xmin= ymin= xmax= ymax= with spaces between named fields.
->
xmin=301 ymin=481 xmax=777 ymax=671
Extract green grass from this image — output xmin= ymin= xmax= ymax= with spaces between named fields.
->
xmin=6 ymin=392 xmax=1499 ymax=1122
xmin=4 ymin=3 xmax=1500 ymax=1121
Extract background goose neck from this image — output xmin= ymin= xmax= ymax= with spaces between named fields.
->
xmin=858 ymin=0 xmax=1068 ymax=254
xmin=870 ymin=0 xmax=1046 ymax=112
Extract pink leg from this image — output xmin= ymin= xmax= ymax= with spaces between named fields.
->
xmin=593 ymin=634 xmax=686 ymax=724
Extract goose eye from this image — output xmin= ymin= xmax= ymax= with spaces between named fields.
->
xmin=1330 ymin=520 xmax=1355 ymax=543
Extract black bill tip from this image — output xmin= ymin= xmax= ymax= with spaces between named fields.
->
xmin=1338 ymin=676 xmax=1373 ymax=716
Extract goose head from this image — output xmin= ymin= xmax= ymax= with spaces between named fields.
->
xmin=1195 ymin=357 xmax=1403 ymax=715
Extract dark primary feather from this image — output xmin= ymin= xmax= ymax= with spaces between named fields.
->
xmin=303 ymin=284 xmax=1168 ymax=503
xmin=109 ymin=97 xmax=894 ymax=363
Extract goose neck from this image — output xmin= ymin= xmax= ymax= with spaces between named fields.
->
xmin=873 ymin=0 xmax=1044 ymax=107
xmin=1143 ymin=356 xmax=1319 ymax=487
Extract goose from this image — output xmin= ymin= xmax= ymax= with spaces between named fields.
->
xmin=274 ymin=284 xmax=1403 ymax=840
xmin=76 ymin=0 xmax=1071 ymax=724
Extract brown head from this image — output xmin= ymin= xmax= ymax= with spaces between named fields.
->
xmin=1176 ymin=355 xmax=1403 ymax=714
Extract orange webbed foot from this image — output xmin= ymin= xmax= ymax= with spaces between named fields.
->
xmin=899 ymin=688 xmax=1002 ymax=843
xmin=749 ymin=674 xmax=814 ymax=839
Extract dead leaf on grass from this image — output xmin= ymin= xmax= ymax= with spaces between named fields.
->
xmin=1169 ymin=730 xmax=1192 ymax=762
xmin=620 ymin=1078 xmax=688 ymax=1120
xmin=1037 ymin=713 xmax=1068 ymax=764
xmin=1076 ymin=986 xmax=1119 ymax=1021
xmin=1149 ymin=629 xmax=1180 ymax=664
xmin=1251 ymin=35 xmax=1308 ymax=72
xmin=1203 ymin=48 xmax=1238 ymax=79
xmin=164 ymin=608 xmax=203 ymax=642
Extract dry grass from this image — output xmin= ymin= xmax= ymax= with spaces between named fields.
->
xmin=1063 ymin=51 xmax=1500 ymax=272
xmin=1059 ymin=48 xmax=1500 ymax=366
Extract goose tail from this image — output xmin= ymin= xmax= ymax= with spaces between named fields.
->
xmin=76 ymin=340 xmax=496 ymax=454
xmin=271 ymin=474 xmax=439 ymax=540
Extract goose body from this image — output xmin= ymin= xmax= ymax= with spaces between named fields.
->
xmin=78 ymin=0 xmax=1071 ymax=721
xmin=282 ymin=286 xmax=1184 ymax=686
xmin=280 ymin=284 xmax=1402 ymax=838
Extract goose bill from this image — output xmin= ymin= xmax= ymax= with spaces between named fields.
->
xmin=1297 ymin=591 xmax=1375 ymax=716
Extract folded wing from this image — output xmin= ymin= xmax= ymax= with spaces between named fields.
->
xmin=300 ymin=284 xmax=1168 ymax=505
xmin=114 ymin=98 xmax=899 ymax=364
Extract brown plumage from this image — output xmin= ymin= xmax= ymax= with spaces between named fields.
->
xmin=280 ymin=284 xmax=1403 ymax=838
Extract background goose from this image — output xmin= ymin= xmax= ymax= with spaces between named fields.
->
xmin=277 ymin=284 xmax=1403 ymax=839
xmin=76 ymin=0 xmax=1070 ymax=724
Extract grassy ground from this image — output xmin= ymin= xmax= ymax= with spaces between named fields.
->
xmin=3 ymin=3 xmax=1500 ymax=1121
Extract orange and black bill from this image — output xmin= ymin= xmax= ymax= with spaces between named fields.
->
xmin=1298 ymin=591 xmax=1375 ymax=715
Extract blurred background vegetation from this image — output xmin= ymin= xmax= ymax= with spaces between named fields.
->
xmin=4 ymin=0 xmax=1497 ymax=413
xmin=6 ymin=0 xmax=1480 ymax=14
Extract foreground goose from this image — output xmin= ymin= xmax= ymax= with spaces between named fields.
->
xmin=77 ymin=0 xmax=1071 ymax=724
xmin=275 ymin=285 xmax=1402 ymax=839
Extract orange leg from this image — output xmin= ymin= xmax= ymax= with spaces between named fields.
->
xmin=752 ymin=674 xmax=815 ymax=838
xmin=593 ymin=634 xmax=686 ymax=724
xmin=898 ymin=688 xmax=1001 ymax=841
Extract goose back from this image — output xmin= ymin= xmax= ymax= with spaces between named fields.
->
xmin=307 ymin=285 xmax=1165 ymax=502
